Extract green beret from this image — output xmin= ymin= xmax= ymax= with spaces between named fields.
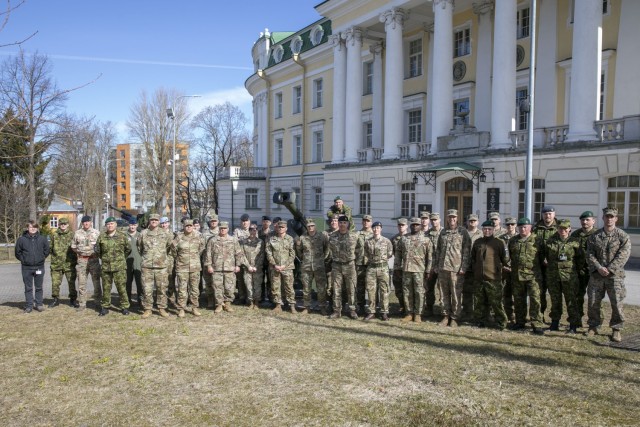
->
xmin=579 ymin=211 xmax=594 ymax=219
xmin=105 ymin=216 xmax=117 ymax=224
xmin=517 ymin=217 xmax=531 ymax=226
xmin=481 ymin=220 xmax=494 ymax=227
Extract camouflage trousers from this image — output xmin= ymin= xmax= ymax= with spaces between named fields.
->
xmin=424 ymin=272 xmax=439 ymax=315
xmin=539 ymin=266 xmax=549 ymax=316
xmin=402 ymin=272 xmax=425 ymax=315
xmin=502 ymin=276 xmax=515 ymax=321
xmin=75 ymin=257 xmax=101 ymax=307
xmin=513 ymin=278 xmax=544 ymax=328
xmin=473 ymin=279 xmax=507 ymax=328
xmin=577 ymin=272 xmax=602 ymax=323
xmin=587 ymin=273 xmax=625 ymax=330
xmin=438 ymin=271 xmax=464 ymax=320
xmin=355 ymin=265 xmax=367 ymax=309
xmin=175 ymin=271 xmax=200 ymax=309
xmin=141 ymin=267 xmax=168 ymax=310
xmin=392 ymin=270 xmax=403 ymax=311
xmin=101 ymin=270 xmax=129 ymax=309
xmin=547 ymin=273 xmax=580 ymax=325
xmin=461 ymin=271 xmax=475 ymax=319
xmin=271 ymin=269 xmax=295 ymax=306
xmin=332 ymin=261 xmax=356 ymax=313
xmin=300 ymin=267 xmax=327 ymax=308
xmin=236 ymin=270 xmax=247 ymax=302
xmin=203 ymin=271 xmax=214 ymax=301
xmin=367 ymin=266 xmax=390 ymax=314
xmin=210 ymin=271 xmax=236 ymax=305
xmin=50 ymin=267 xmax=77 ymax=300
xmin=243 ymin=267 xmax=265 ymax=302
xmin=167 ymin=267 xmax=176 ymax=301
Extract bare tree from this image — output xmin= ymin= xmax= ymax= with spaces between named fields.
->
xmin=0 ymin=177 xmax=29 ymax=243
xmin=0 ymin=1 xmax=38 ymax=49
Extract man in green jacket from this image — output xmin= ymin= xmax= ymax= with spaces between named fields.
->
xmin=95 ymin=217 xmax=131 ymax=316
xmin=49 ymin=218 xmax=77 ymax=308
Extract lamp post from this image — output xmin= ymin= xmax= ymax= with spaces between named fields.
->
xmin=104 ymin=158 xmax=118 ymax=226
xmin=166 ymin=94 xmax=201 ymax=231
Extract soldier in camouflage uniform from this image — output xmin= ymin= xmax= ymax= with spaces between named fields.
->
xmin=586 ymin=207 xmax=631 ymax=342
xmin=365 ymin=221 xmax=394 ymax=321
xmin=201 ymin=215 xmax=220 ymax=308
xmin=71 ymin=215 xmax=101 ymax=311
xmin=172 ymin=219 xmax=205 ymax=317
xmin=571 ymin=210 xmax=598 ymax=324
xmin=355 ymin=215 xmax=373 ymax=313
xmin=471 ymin=220 xmax=508 ymax=329
xmin=205 ymin=221 xmax=254 ymax=313
xmin=544 ymin=219 xmax=581 ymax=332
xmin=461 ymin=214 xmax=483 ymax=320
xmin=507 ymin=218 xmax=545 ymax=335
xmin=326 ymin=196 xmax=354 ymax=231
xmin=434 ymin=209 xmax=471 ymax=327
xmin=328 ymin=216 xmax=360 ymax=319
xmin=420 ymin=211 xmax=431 ymax=233
xmin=425 ymin=212 xmax=442 ymax=317
xmin=241 ymin=223 xmax=265 ymax=309
xmin=95 ymin=217 xmax=131 ymax=316
xmin=160 ymin=217 xmax=177 ymax=307
xmin=533 ymin=205 xmax=558 ymax=321
xmin=48 ymin=217 xmax=77 ymax=308
xmin=266 ymin=220 xmax=296 ymax=313
xmin=498 ymin=217 xmax=518 ymax=322
xmin=398 ymin=217 xmax=433 ymax=323
xmin=125 ymin=219 xmax=142 ymax=307
xmin=234 ymin=213 xmax=252 ymax=303
xmin=258 ymin=215 xmax=274 ymax=303
xmin=138 ymin=214 xmax=173 ymax=318
xmin=391 ymin=218 xmax=408 ymax=314
xmin=489 ymin=212 xmax=505 ymax=238
xmin=295 ymin=219 xmax=329 ymax=314
xmin=324 ymin=216 xmax=340 ymax=300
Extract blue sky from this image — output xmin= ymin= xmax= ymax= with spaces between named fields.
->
xmin=0 ymin=0 xmax=322 ymax=140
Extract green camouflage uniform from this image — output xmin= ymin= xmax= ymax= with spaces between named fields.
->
xmin=434 ymin=227 xmax=471 ymax=320
xmin=71 ymin=227 xmax=102 ymax=307
xmin=137 ymin=227 xmax=172 ymax=310
xmin=241 ymin=236 xmax=265 ymax=302
xmin=471 ymin=236 xmax=508 ymax=328
xmin=365 ymin=235 xmax=393 ymax=314
xmin=355 ymin=228 xmax=373 ymax=310
xmin=172 ymin=231 xmax=205 ymax=310
xmin=424 ymin=226 xmax=442 ymax=315
xmin=498 ymin=230 xmax=518 ymax=320
xmin=391 ymin=231 xmax=407 ymax=311
xmin=462 ymin=228 xmax=483 ymax=318
xmin=586 ymin=227 xmax=631 ymax=330
xmin=570 ymin=226 xmax=597 ymax=320
xmin=544 ymin=234 xmax=581 ymax=325
xmin=329 ymin=231 xmax=360 ymax=314
xmin=327 ymin=204 xmax=355 ymax=231
xmin=399 ymin=233 xmax=433 ymax=316
xmin=204 ymin=235 xmax=248 ymax=305
xmin=533 ymin=219 xmax=558 ymax=317
xmin=508 ymin=234 xmax=544 ymax=328
xmin=295 ymin=232 xmax=329 ymax=309
xmin=50 ymin=227 xmax=77 ymax=300
xmin=266 ymin=233 xmax=296 ymax=307
xmin=96 ymin=230 xmax=131 ymax=309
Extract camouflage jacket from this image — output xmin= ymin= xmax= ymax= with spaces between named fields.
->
xmin=434 ymin=226 xmax=471 ymax=273
xmin=164 ymin=229 xmax=176 ymax=270
xmin=365 ymin=235 xmax=393 ymax=267
xmin=295 ymin=232 xmax=329 ymax=271
xmin=570 ymin=227 xmax=597 ymax=276
xmin=172 ymin=231 xmax=205 ymax=273
xmin=266 ymin=234 xmax=295 ymax=270
xmin=493 ymin=226 xmax=506 ymax=239
xmin=498 ymin=231 xmax=518 ymax=267
xmin=137 ymin=227 xmax=172 ymax=269
xmin=355 ymin=229 xmax=373 ymax=266
xmin=425 ymin=227 xmax=442 ymax=254
xmin=398 ymin=232 xmax=433 ymax=273
xmin=391 ymin=232 xmax=407 ymax=270
xmin=50 ymin=228 xmax=76 ymax=270
xmin=71 ymin=227 xmax=100 ymax=257
xmin=204 ymin=235 xmax=248 ymax=272
xmin=329 ymin=231 xmax=359 ymax=264
xmin=234 ymin=227 xmax=251 ymax=242
xmin=544 ymin=234 xmax=579 ymax=281
xmin=326 ymin=204 xmax=353 ymax=226
xmin=202 ymin=227 xmax=219 ymax=242
xmin=471 ymin=236 xmax=507 ymax=281
xmin=586 ymin=227 xmax=631 ymax=278
xmin=96 ymin=230 xmax=131 ymax=272
xmin=241 ymin=236 xmax=265 ymax=268
xmin=507 ymin=234 xmax=541 ymax=282
xmin=533 ymin=219 xmax=558 ymax=264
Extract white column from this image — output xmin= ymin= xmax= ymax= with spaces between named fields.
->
xmin=490 ymin=0 xmax=517 ymax=149
xmin=380 ymin=8 xmax=406 ymax=160
xmin=425 ymin=24 xmax=434 ymax=146
xmin=257 ymin=92 xmax=268 ymax=167
xmin=473 ymin=1 xmax=493 ymax=132
xmin=344 ymin=27 xmax=363 ymax=163
xmin=613 ymin=0 xmax=640 ymax=118
xmin=566 ymin=0 xmax=601 ymax=141
xmin=371 ymin=42 xmax=384 ymax=148
xmin=330 ymin=34 xmax=346 ymax=163
xmin=534 ymin=0 xmax=558 ymax=128
xmin=430 ymin=0 xmax=454 ymax=154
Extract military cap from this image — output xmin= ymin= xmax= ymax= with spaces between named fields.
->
xmin=305 ymin=218 xmax=316 ymax=226
xmin=397 ymin=218 xmax=408 ymax=225
xmin=129 ymin=218 xmax=138 ymax=225
xmin=192 ymin=218 xmax=200 ymax=225
xmin=430 ymin=213 xmax=440 ymax=220
xmin=372 ymin=221 xmax=382 ymax=227
xmin=541 ymin=205 xmax=555 ymax=213
xmin=240 ymin=213 xmax=250 ymax=221
xmin=447 ymin=209 xmax=458 ymax=217
xmin=334 ymin=196 xmax=342 ymax=202
xmin=362 ymin=214 xmax=373 ymax=221
xmin=420 ymin=211 xmax=431 ymax=219
xmin=603 ymin=207 xmax=618 ymax=216
xmin=488 ymin=212 xmax=500 ymax=220
xmin=218 ymin=221 xmax=229 ymax=228
xmin=338 ymin=215 xmax=349 ymax=222
xmin=105 ymin=216 xmax=117 ymax=224
xmin=277 ymin=220 xmax=287 ymax=227
xmin=410 ymin=217 xmax=421 ymax=225
xmin=249 ymin=223 xmax=258 ymax=230
xmin=579 ymin=211 xmax=594 ymax=219
xmin=81 ymin=215 xmax=92 ymax=223
xmin=149 ymin=214 xmax=160 ymax=221
xmin=273 ymin=217 xmax=281 ymax=223
xmin=481 ymin=220 xmax=494 ymax=227
xmin=557 ymin=219 xmax=571 ymax=228
xmin=208 ymin=214 xmax=219 ymax=222
xmin=504 ymin=217 xmax=517 ymax=225
xmin=183 ymin=219 xmax=194 ymax=226
xmin=467 ymin=214 xmax=479 ymax=221
xmin=160 ymin=216 xmax=169 ymax=224
xmin=517 ymin=217 xmax=531 ymax=226
xmin=262 ymin=215 xmax=271 ymax=221
xmin=59 ymin=218 xmax=69 ymax=225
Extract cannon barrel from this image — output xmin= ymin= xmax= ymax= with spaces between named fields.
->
xmin=272 ymin=192 xmax=308 ymax=236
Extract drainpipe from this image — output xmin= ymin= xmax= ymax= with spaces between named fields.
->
xmin=257 ymin=68 xmax=271 ymax=215
xmin=293 ymin=52 xmax=306 ymax=213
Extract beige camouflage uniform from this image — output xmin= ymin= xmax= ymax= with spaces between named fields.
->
xmin=266 ymin=233 xmax=296 ymax=307
xmin=172 ymin=230 xmax=205 ymax=310
xmin=137 ymin=227 xmax=172 ymax=311
xmin=434 ymin=226 xmax=471 ymax=321
xmin=71 ymin=227 xmax=102 ymax=307
xmin=365 ymin=234 xmax=393 ymax=314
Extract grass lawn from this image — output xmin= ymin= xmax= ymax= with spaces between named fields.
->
xmin=1 ymin=298 xmax=639 ymax=426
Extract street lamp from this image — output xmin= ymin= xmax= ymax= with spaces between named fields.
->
xmin=166 ymin=94 xmax=201 ymax=231
xmin=104 ymin=158 xmax=118 ymax=225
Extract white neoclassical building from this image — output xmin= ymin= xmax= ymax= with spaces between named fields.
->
xmin=218 ymin=0 xmax=640 ymax=254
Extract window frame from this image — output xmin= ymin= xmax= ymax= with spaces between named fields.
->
xmin=517 ymin=6 xmax=530 ymax=39
xmin=292 ymin=85 xmax=302 ymax=115
xmin=313 ymin=78 xmax=323 ymax=109
xmin=274 ymin=92 xmax=283 ymax=119
xmin=407 ymin=109 xmax=422 ymax=143
xmin=245 ymin=188 xmax=259 ymax=209
xmin=400 ymin=182 xmax=416 ymax=218
xmin=359 ymin=184 xmax=371 ymax=216
xmin=408 ymin=38 xmax=423 ymax=78
xmin=453 ymin=26 xmax=471 ymax=58
xmin=518 ymin=179 xmax=546 ymax=223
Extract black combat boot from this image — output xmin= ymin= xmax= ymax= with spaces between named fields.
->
xmin=549 ymin=320 xmax=560 ymax=331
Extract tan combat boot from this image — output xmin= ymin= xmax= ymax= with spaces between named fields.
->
xmin=272 ymin=303 xmax=282 ymax=313
xmin=439 ymin=316 xmax=449 ymax=327
xmin=300 ymin=307 xmax=309 ymax=315
xmin=177 ymin=309 xmax=185 ymax=318
xmin=192 ymin=307 xmax=202 ymax=317
xmin=246 ymin=301 xmax=254 ymax=310
xmin=141 ymin=309 xmax=152 ymax=319
xmin=612 ymin=330 xmax=622 ymax=342
xmin=289 ymin=304 xmax=297 ymax=314
xmin=223 ymin=301 xmax=234 ymax=312
xmin=158 ymin=308 xmax=170 ymax=318
xmin=214 ymin=305 xmax=223 ymax=313
xmin=449 ymin=319 xmax=458 ymax=328
xmin=401 ymin=314 xmax=413 ymax=322
xmin=413 ymin=315 xmax=422 ymax=323
xmin=587 ymin=327 xmax=598 ymax=336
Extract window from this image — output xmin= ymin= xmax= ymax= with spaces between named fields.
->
xmin=120 ymin=160 xmax=125 ymax=168
xmin=608 ymin=175 xmax=640 ymax=228
xmin=408 ymin=38 xmax=423 ymax=77
xmin=313 ymin=79 xmax=323 ymax=108
xmin=363 ymin=121 xmax=373 ymax=148
xmin=453 ymin=99 xmax=470 ymax=126
xmin=275 ymin=92 xmax=283 ymax=119
xmin=50 ymin=216 xmax=59 ymax=228
xmin=120 ymin=171 xmax=126 ymax=179
xmin=408 ymin=110 xmax=422 ymax=143
xmin=120 ymin=150 xmax=125 ymax=158
xmin=517 ymin=7 xmax=530 ymax=39
xmin=518 ymin=179 xmax=546 ymax=223
xmin=292 ymin=85 xmax=302 ymax=114
xmin=516 ymin=88 xmax=529 ymax=130
xmin=359 ymin=184 xmax=371 ymax=215
xmin=603 ymin=0 xmax=610 ymax=15
xmin=121 ymin=194 xmax=126 ymax=202
xmin=120 ymin=182 xmax=126 ymax=189
xmin=245 ymin=188 xmax=258 ymax=209
xmin=292 ymin=187 xmax=300 ymax=209
xmin=401 ymin=183 xmax=416 ymax=218
xmin=313 ymin=187 xmax=322 ymax=211
xmin=274 ymin=139 xmax=283 ymax=166
xmin=454 ymin=27 xmax=471 ymax=57
xmin=313 ymin=130 xmax=323 ymax=162
xmin=363 ymin=61 xmax=373 ymax=95
xmin=599 ymin=72 xmax=605 ymax=121
xmin=293 ymin=134 xmax=302 ymax=165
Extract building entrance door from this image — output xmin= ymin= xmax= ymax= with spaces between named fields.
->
xmin=444 ymin=177 xmax=473 ymax=221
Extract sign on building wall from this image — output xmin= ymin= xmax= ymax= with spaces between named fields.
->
xmin=487 ymin=188 xmax=500 ymax=213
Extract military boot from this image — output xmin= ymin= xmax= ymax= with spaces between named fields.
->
xmin=439 ymin=316 xmax=449 ymax=327
xmin=289 ymin=305 xmax=297 ymax=314
xmin=207 ymin=296 xmax=215 ymax=310
xmin=320 ymin=306 xmax=327 ymax=316
xmin=612 ymin=330 xmax=622 ymax=342
xmin=401 ymin=314 xmax=413 ymax=322
xmin=300 ymin=307 xmax=309 ymax=315
xmin=141 ymin=309 xmax=152 ymax=319
xmin=48 ymin=298 xmax=59 ymax=308
xmin=247 ymin=301 xmax=255 ymax=310
xmin=587 ymin=327 xmax=598 ymax=337
xmin=413 ymin=315 xmax=422 ymax=323
xmin=223 ymin=301 xmax=234 ymax=312
xmin=272 ymin=303 xmax=282 ymax=313
xmin=177 ymin=309 xmax=185 ymax=318
xmin=549 ymin=320 xmax=560 ymax=331
xmin=192 ymin=307 xmax=202 ymax=317
xmin=449 ymin=319 xmax=459 ymax=328
xmin=567 ymin=324 xmax=578 ymax=334
xmin=214 ymin=305 xmax=223 ymax=313
xmin=253 ymin=299 xmax=261 ymax=309
xmin=158 ymin=308 xmax=170 ymax=318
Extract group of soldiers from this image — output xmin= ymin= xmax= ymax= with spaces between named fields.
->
xmin=44 ymin=198 xmax=631 ymax=342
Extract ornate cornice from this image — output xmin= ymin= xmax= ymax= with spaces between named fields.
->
xmin=379 ymin=7 xmax=406 ymax=31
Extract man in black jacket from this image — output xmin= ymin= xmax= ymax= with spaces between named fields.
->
xmin=15 ymin=220 xmax=51 ymax=313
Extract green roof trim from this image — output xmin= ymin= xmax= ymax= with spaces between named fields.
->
xmin=412 ymin=162 xmax=481 ymax=173
xmin=267 ymin=19 xmax=332 ymax=68
xmin=271 ymin=32 xmax=295 ymax=43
